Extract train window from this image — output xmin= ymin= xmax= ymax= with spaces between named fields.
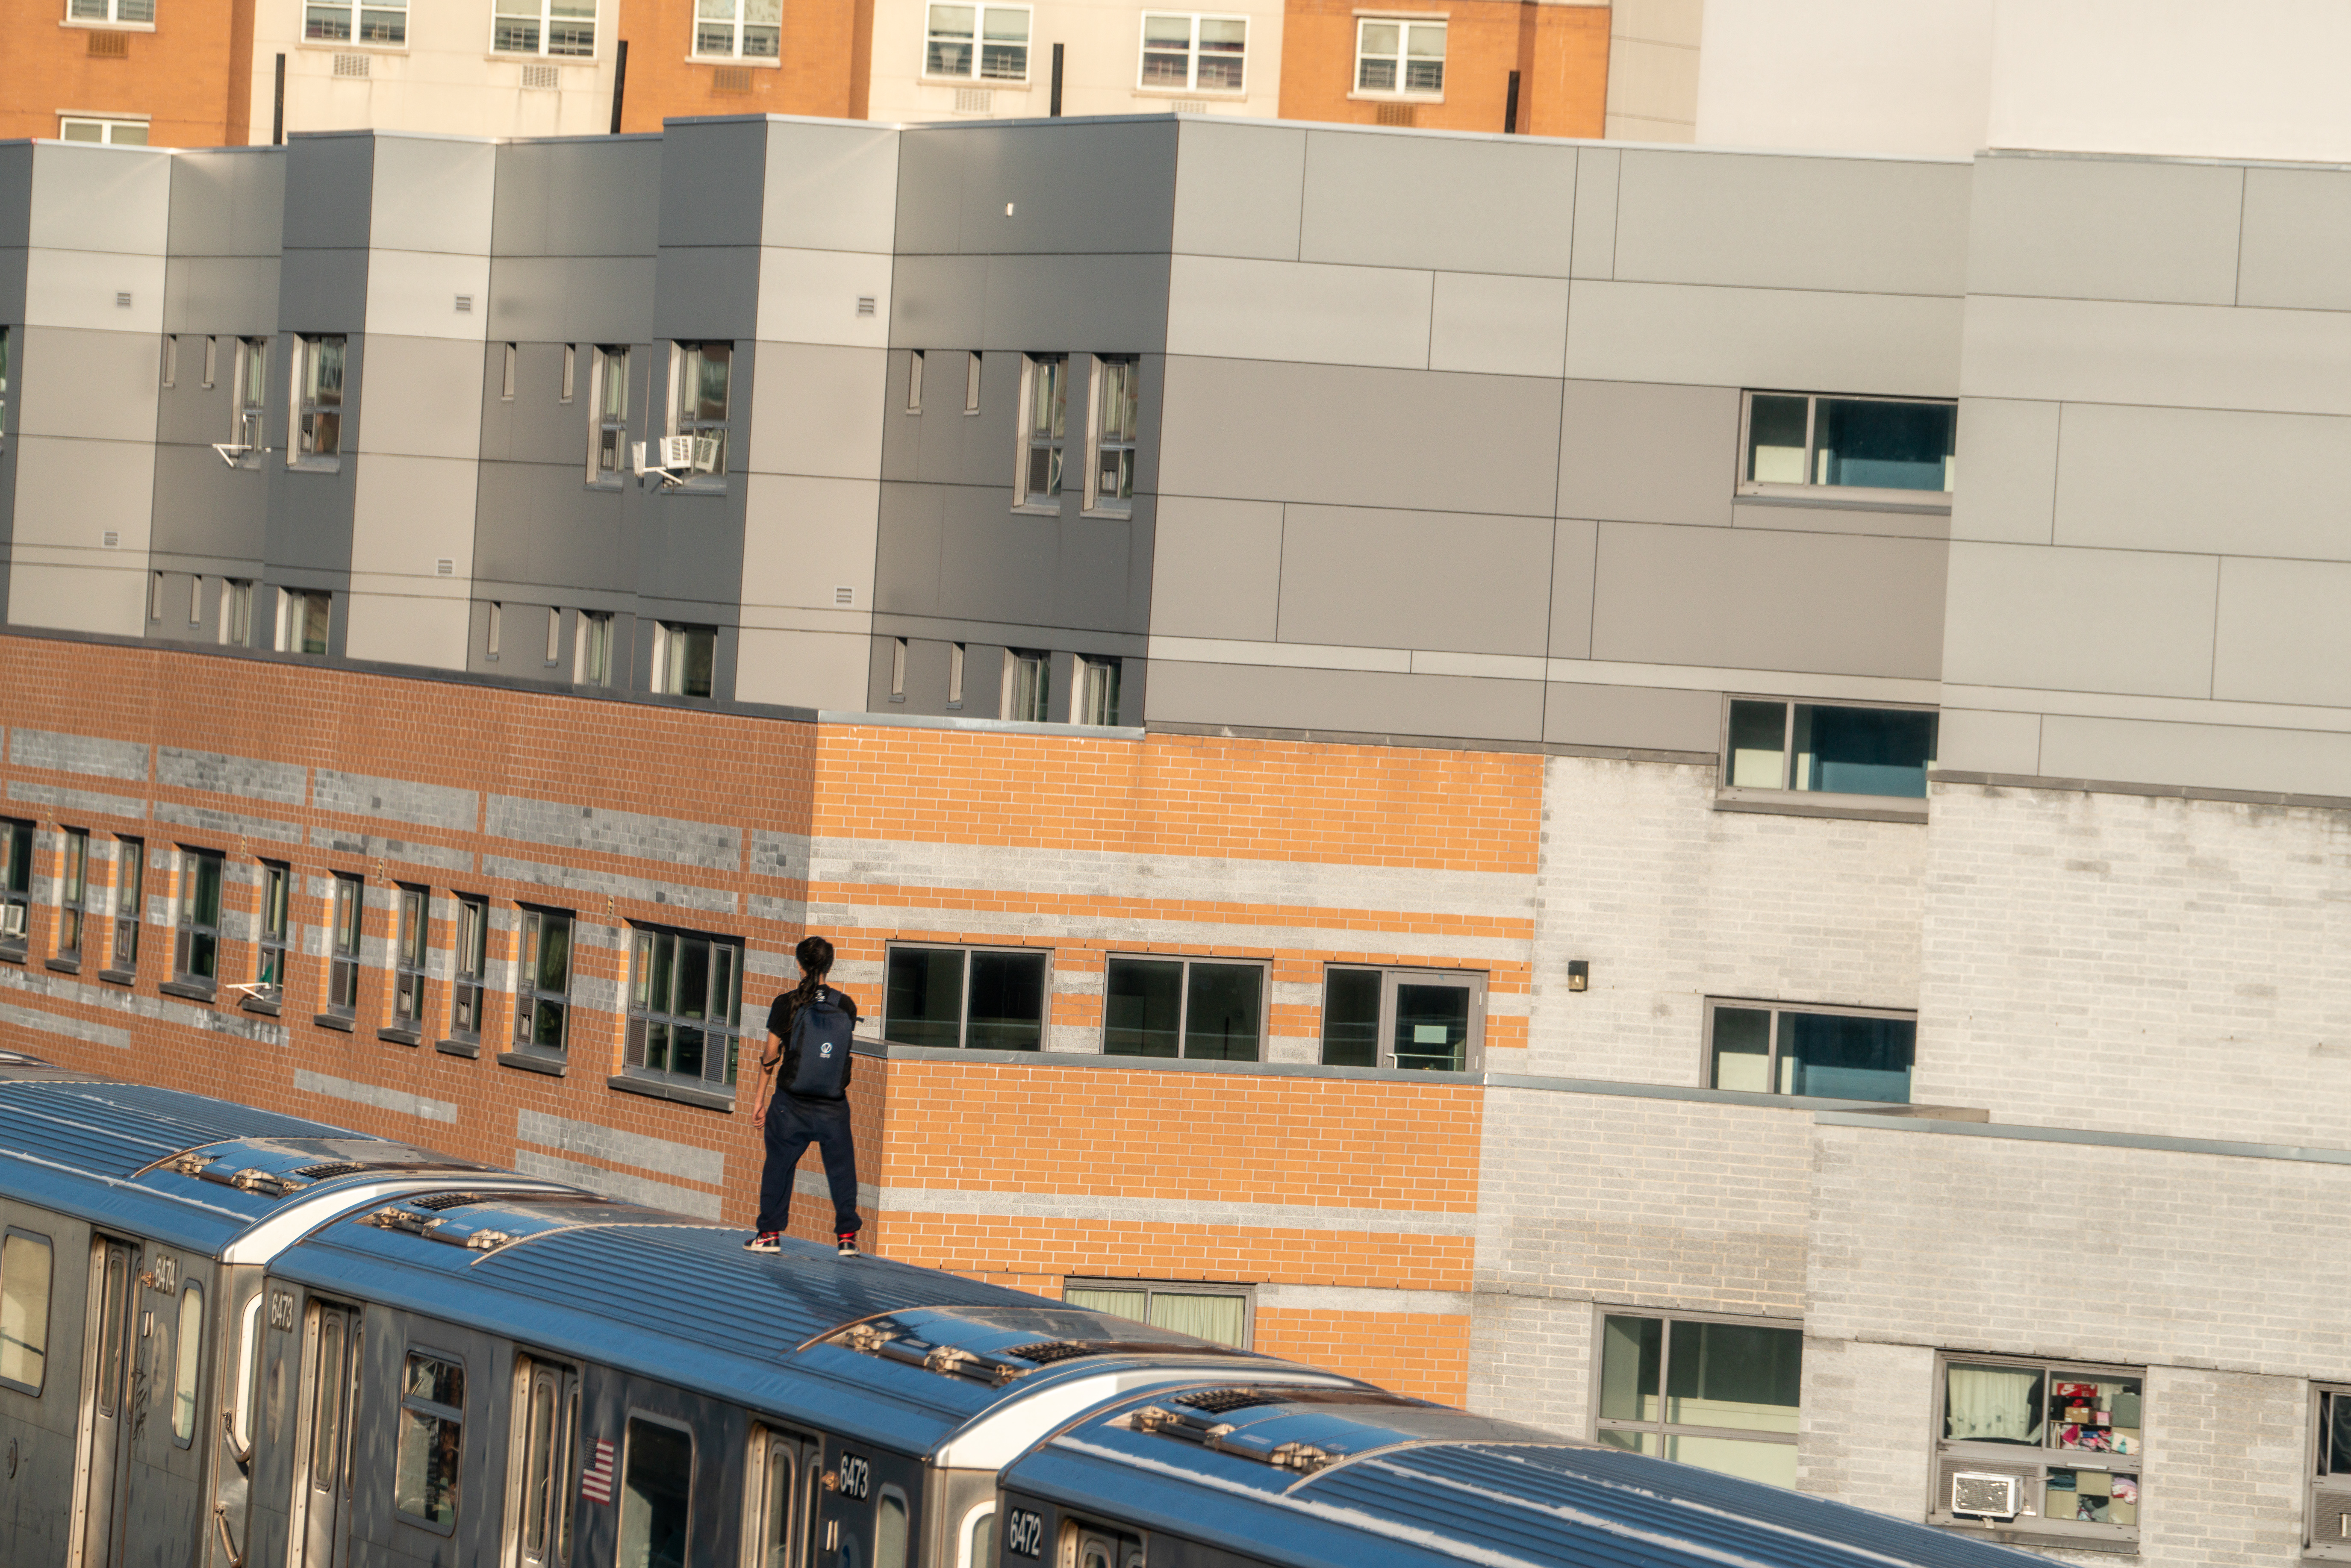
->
xmin=748 ymin=1429 xmax=795 ymax=1568
xmin=521 ymin=1375 xmax=557 ymax=1559
xmin=619 ymin=1415 xmax=693 ymax=1568
xmin=0 ymin=1229 xmax=53 ymax=1394
xmin=395 ymin=1351 xmax=466 ymax=1529
xmin=511 ymin=1360 xmax=581 ymax=1565
xmin=877 ymin=1487 xmax=910 ymax=1568
xmin=171 ymin=1284 xmax=205 ymax=1445
xmin=97 ymin=1247 xmax=130 ymax=1416
xmin=232 ymin=1294 xmax=262 ymax=1449
xmin=959 ymin=1505 xmax=997 ymax=1568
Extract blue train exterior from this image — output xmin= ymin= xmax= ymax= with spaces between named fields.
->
xmin=0 ymin=1057 xmax=2042 ymax=1568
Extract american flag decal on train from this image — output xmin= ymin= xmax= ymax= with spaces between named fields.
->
xmin=580 ymin=1439 xmax=617 ymax=1503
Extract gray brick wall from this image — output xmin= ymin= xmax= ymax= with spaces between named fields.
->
xmin=486 ymin=794 xmax=739 ymax=871
xmin=157 ymin=800 xmax=302 ymax=847
xmin=1798 ymin=1337 xmax=1938 ymax=1519
xmin=156 ymin=747 xmax=305 ymax=805
xmin=314 ymin=769 xmax=480 ymax=833
xmin=6 ymin=780 xmax=148 ymax=820
xmin=1464 ymin=1291 xmax=1594 ymax=1437
xmin=481 ymin=853 xmax=735 ymax=917
xmin=7 ymin=729 xmax=147 ymax=781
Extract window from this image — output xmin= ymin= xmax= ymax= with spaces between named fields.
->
xmin=959 ymin=1506 xmax=997 ymax=1568
xmin=1064 ymin=1279 xmax=1250 ymax=1349
xmin=324 ymin=874 xmax=362 ymax=1016
xmin=306 ymin=0 xmax=406 ymax=44
xmin=0 ymin=821 xmax=30 ymax=956
xmin=2311 ymin=1387 xmax=2351 ymax=1558
xmin=254 ymin=861 xmax=290 ymax=1002
xmin=653 ymin=623 xmax=717 ymax=700
xmin=1596 ymin=1312 xmax=1802 ymax=1487
xmin=1705 ymin=998 xmax=1915 ymax=1103
xmin=925 ymin=3 xmax=1029 ymax=79
xmin=174 ymin=849 xmax=224 ymax=988
xmin=221 ymin=580 xmax=254 ymax=645
xmin=1019 ymin=355 xmax=1066 ymax=505
xmin=1723 ymin=698 xmax=1936 ymax=803
xmin=0 ymin=328 xmax=10 ymax=440
xmin=889 ymin=637 xmax=907 ymax=700
xmin=189 ymin=574 xmax=204 ymax=627
xmin=877 ymin=1489 xmax=910 ymax=1568
xmin=1933 ymin=1353 xmax=2142 ymax=1545
xmin=292 ymin=334 xmax=345 ymax=464
xmin=1104 ymin=955 xmax=1263 ymax=1061
xmin=1085 ymin=357 xmax=1138 ymax=513
xmin=590 ymin=345 xmax=630 ymax=482
xmin=905 ymin=350 xmax=924 ymax=412
xmin=233 ymin=337 xmax=268 ymax=459
xmin=750 ymin=1427 xmax=798 ymax=1568
xmin=202 ymin=335 xmax=218 ymax=388
xmin=517 ymin=1362 xmax=578 ymax=1568
xmin=670 ymin=342 xmax=731 ymax=479
xmin=451 ymin=896 xmax=489 ymax=1040
xmin=55 ymin=830 xmax=88 ymax=962
xmin=279 ymin=589 xmax=331 ymax=656
xmin=395 ymin=1352 xmax=465 ymax=1529
xmin=487 ymin=602 xmax=504 ymax=658
xmin=516 ymin=907 xmax=572 ymax=1053
xmin=1139 ymin=13 xmax=1244 ymax=91
xmin=618 ymin=1418 xmax=693 ymax=1568
xmin=1075 ymin=656 xmax=1120 ymax=727
xmin=110 ymin=838 xmax=142 ymax=975
xmin=1320 ymin=966 xmax=1486 ymax=1072
xmin=1006 ymin=650 xmax=1049 ymax=722
xmin=577 ymin=612 xmax=615 ymax=685
xmin=171 ymin=1285 xmax=204 ymax=1446
xmin=61 ymin=122 xmax=150 ymax=149
xmin=883 ymin=944 xmax=1048 ymax=1051
xmin=68 ymin=0 xmax=154 ymax=23
xmin=494 ymin=0 xmax=595 ymax=54
xmin=0 ymin=1230 xmax=52 ymax=1394
xmin=162 ymin=335 xmax=177 ymax=388
xmin=948 ymin=643 xmax=966 ymax=708
xmin=501 ymin=343 xmax=517 ymax=400
xmin=695 ymin=0 xmax=780 ymax=57
xmin=1742 ymin=391 xmax=1956 ymax=500
xmin=1355 ymin=18 xmax=1444 ymax=95
xmin=545 ymin=606 xmax=562 ymax=665
xmin=964 ymin=351 xmax=982 ymax=413
xmin=561 ymin=344 xmax=576 ymax=401
xmin=625 ymin=925 xmax=743 ymax=1089
xmin=390 ymin=885 xmax=427 ymax=1032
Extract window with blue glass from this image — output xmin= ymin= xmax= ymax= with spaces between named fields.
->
xmin=1741 ymin=391 xmax=1955 ymax=499
xmin=1706 ymin=997 xmax=1915 ymax=1103
xmin=1723 ymin=699 xmax=1936 ymax=802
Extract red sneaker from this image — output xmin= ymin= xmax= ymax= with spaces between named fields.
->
xmin=836 ymin=1233 xmax=859 ymax=1258
xmin=743 ymin=1232 xmax=782 ymax=1253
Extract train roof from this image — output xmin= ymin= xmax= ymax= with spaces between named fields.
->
xmin=1008 ymin=1384 xmax=2048 ymax=1568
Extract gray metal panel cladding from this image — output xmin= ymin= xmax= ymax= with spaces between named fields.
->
xmin=279 ymin=134 xmax=376 ymax=252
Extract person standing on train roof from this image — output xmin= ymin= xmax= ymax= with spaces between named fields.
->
xmin=745 ymin=935 xmax=864 ymax=1258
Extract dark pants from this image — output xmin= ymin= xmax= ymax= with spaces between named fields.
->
xmin=756 ymin=1094 xmax=861 ymax=1237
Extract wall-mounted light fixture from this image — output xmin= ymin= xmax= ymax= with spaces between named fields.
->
xmin=1567 ymin=960 xmax=1589 ymax=992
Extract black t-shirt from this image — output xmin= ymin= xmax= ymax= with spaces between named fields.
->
xmin=766 ymin=987 xmax=858 ymax=1094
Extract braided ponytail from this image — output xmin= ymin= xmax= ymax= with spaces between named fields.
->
xmin=787 ymin=934 xmax=834 ymax=1022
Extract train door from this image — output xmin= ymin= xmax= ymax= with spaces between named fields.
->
xmin=741 ymin=1425 xmax=818 ymax=1568
xmin=509 ymin=1357 xmax=581 ymax=1568
xmin=1059 ymin=1520 xmax=1144 ymax=1568
xmin=291 ymin=1300 xmax=364 ymax=1568
xmin=68 ymin=1235 xmax=136 ymax=1568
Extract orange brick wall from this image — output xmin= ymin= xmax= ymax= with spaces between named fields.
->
xmin=613 ymin=0 xmax=873 ymax=128
xmin=1276 ymin=0 xmax=1607 ymax=137
xmin=0 ymin=0 xmax=248 ymax=146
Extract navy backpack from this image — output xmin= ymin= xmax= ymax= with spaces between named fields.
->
xmin=783 ymin=987 xmax=855 ymax=1099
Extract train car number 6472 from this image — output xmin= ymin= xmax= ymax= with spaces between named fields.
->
xmin=1004 ymin=1508 xmax=1045 ymax=1559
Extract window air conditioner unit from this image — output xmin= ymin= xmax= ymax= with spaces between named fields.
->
xmin=659 ymin=435 xmax=695 ymax=469
xmin=1950 ymin=1472 xmax=2021 ymax=1519
xmin=0 ymin=906 xmax=24 ymax=940
xmin=689 ymin=434 xmax=721 ymax=473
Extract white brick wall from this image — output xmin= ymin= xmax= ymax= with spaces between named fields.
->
xmin=1799 ymin=1337 xmax=1938 ymax=1518
xmin=1464 ymin=1291 xmax=1595 ymax=1436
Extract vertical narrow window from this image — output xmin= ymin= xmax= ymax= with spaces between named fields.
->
xmin=0 ymin=1231 xmax=54 ymax=1394
xmin=1076 ymin=656 xmax=1120 ymax=727
xmin=577 ymin=612 xmax=614 ymax=686
xmin=190 ymin=574 xmax=204 ymax=626
xmin=656 ymin=623 xmax=718 ymax=699
xmin=234 ymin=337 xmax=268 ymax=459
xmin=545 ymin=607 xmax=562 ymax=665
xmin=625 ymin=925 xmax=744 ymax=1089
xmin=2310 ymin=1388 xmax=2351 ymax=1556
xmin=591 ymin=345 xmax=630 ymax=482
xmin=1019 ymin=355 xmax=1066 ymax=505
xmin=390 ymin=885 xmax=428 ymax=1032
xmin=202 ymin=335 xmax=218 ymax=389
xmin=560 ymin=344 xmax=576 ymax=402
xmin=1007 ymin=649 xmax=1050 ymax=723
xmin=56 ymin=830 xmax=88 ymax=962
xmin=906 ymin=350 xmax=925 ymax=412
xmin=110 ymin=839 xmax=143 ymax=975
xmin=0 ymin=821 xmax=31 ymax=955
xmin=1105 ymin=955 xmax=1264 ymax=1061
xmin=451 ymin=895 xmax=489 ymax=1041
xmin=964 ymin=351 xmax=982 ymax=413
xmin=1087 ymin=356 xmax=1138 ymax=512
xmin=618 ymin=1419 xmax=693 ymax=1567
xmin=150 ymin=572 xmax=165 ymax=622
xmin=877 ymin=1489 xmax=910 ymax=1568
xmin=487 ymin=602 xmax=504 ymax=658
xmin=171 ymin=1285 xmax=205 ymax=1447
xmin=325 ymin=873 xmax=362 ymax=1017
xmin=0 ymin=327 xmax=9 ymax=441
xmin=221 ymin=580 xmax=254 ymax=646
xmin=173 ymin=850 xmax=225 ymax=988
xmin=890 ymin=638 xmax=908 ymax=700
xmin=948 ymin=643 xmax=966 ymax=707
xmin=278 ymin=588 xmax=331 ymax=656
xmin=501 ymin=343 xmax=518 ymax=401
xmin=255 ymin=862 xmax=290 ymax=1002
xmin=293 ymin=334 xmax=346 ymax=463
xmin=395 ymin=1352 xmax=465 ymax=1528
xmin=672 ymin=342 xmax=732 ymax=478
xmin=162 ymin=335 xmax=178 ymax=389
xmin=516 ymin=907 xmax=573 ymax=1054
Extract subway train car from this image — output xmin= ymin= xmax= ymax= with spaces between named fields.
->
xmin=0 ymin=1062 xmax=2044 ymax=1568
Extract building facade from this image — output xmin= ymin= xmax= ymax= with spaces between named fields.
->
xmin=3 ymin=115 xmax=2351 ymax=1566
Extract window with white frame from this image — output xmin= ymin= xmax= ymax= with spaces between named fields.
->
xmin=1932 ymin=1353 xmax=2142 ymax=1547
xmin=653 ymin=623 xmax=716 ymax=700
xmin=291 ymin=335 xmax=345 ymax=465
xmin=306 ymin=0 xmax=406 ymax=44
xmin=55 ymin=830 xmax=88 ymax=965
xmin=389 ymin=885 xmax=428 ymax=1034
xmin=2310 ymin=1387 xmax=2351 ymax=1559
xmin=0 ymin=821 xmax=31 ymax=956
xmin=1354 ymin=18 xmax=1444 ymax=95
xmin=625 ymin=925 xmax=744 ymax=1090
xmin=109 ymin=838 xmax=142 ymax=977
xmin=694 ymin=0 xmax=778 ymax=57
xmin=253 ymin=861 xmax=289 ymax=1003
xmin=324 ymin=873 xmax=362 ymax=1018
xmin=1018 ymin=354 xmax=1066 ymax=506
xmin=1085 ymin=356 xmax=1137 ymax=513
xmin=221 ymin=580 xmax=254 ymax=646
xmin=1595 ymin=1311 xmax=1802 ymax=1488
xmin=515 ymin=906 xmax=573 ymax=1054
xmin=669 ymin=342 xmax=731 ymax=479
xmin=576 ymin=611 xmax=615 ymax=686
xmin=493 ymin=0 xmax=594 ymax=55
xmin=1139 ymin=13 xmax=1244 ymax=91
xmin=1075 ymin=655 xmax=1120 ymax=727
xmin=1705 ymin=997 xmax=1915 ymax=1104
xmin=277 ymin=589 xmax=331 ymax=656
xmin=925 ymin=3 xmax=1030 ymax=79
xmin=1723 ymin=697 xmax=1937 ymax=803
xmin=588 ymin=344 xmax=629 ymax=482
xmin=1741 ymin=391 xmax=1956 ymax=500
xmin=60 ymin=118 xmax=148 ymax=145
xmin=68 ymin=0 xmax=153 ymax=21
xmin=1005 ymin=648 xmax=1049 ymax=722
xmin=173 ymin=849 xmax=224 ymax=991
xmin=1064 ymin=1279 xmax=1252 ymax=1348
xmin=1320 ymin=965 xmax=1486 ymax=1072
xmin=231 ymin=336 xmax=268 ymax=462
xmin=883 ymin=943 xmax=1048 ymax=1051
xmin=450 ymin=895 xmax=488 ymax=1041
xmin=1105 ymin=953 xmax=1264 ymax=1061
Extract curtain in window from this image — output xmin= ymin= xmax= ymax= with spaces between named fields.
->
xmin=1147 ymin=1291 xmax=1246 ymax=1348
xmin=1063 ymin=1288 xmax=1148 ymax=1323
xmin=1945 ymin=1365 xmax=2042 ymax=1444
